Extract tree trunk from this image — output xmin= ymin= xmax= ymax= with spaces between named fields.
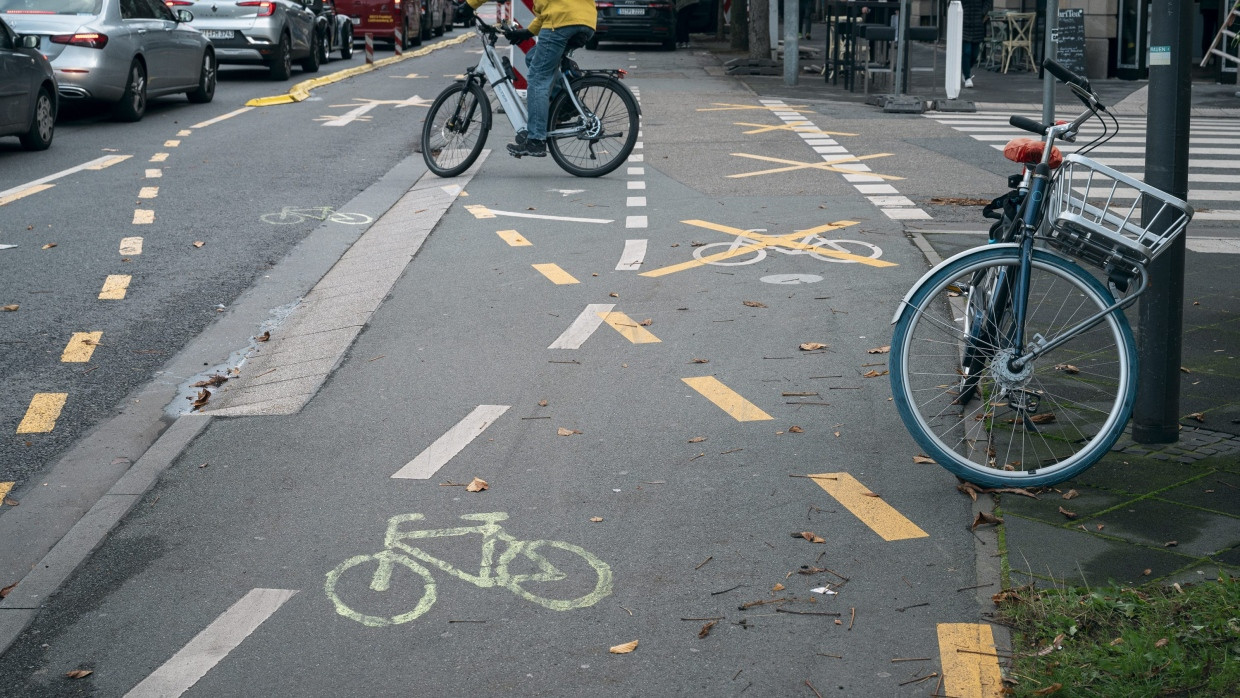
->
xmin=749 ymin=0 xmax=770 ymax=58
xmin=730 ymin=0 xmax=749 ymax=50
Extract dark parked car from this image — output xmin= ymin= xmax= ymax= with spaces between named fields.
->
xmin=0 ymin=15 xmax=56 ymax=150
xmin=590 ymin=0 xmax=675 ymax=50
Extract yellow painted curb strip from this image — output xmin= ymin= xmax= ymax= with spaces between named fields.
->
xmin=937 ymin=623 xmax=1005 ymax=698
xmin=246 ymin=32 xmax=474 ymax=107
xmin=807 ymin=472 xmax=929 ymax=541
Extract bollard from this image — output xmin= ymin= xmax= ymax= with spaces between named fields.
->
xmin=364 ymin=32 xmax=374 ymax=65
xmin=944 ymin=1 xmax=962 ymax=99
xmin=394 ymin=27 xmax=403 ymax=56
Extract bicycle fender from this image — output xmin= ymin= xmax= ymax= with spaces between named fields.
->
xmin=890 ymin=243 xmax=1022 ymax=325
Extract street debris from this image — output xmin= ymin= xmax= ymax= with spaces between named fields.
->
xmin=256 ymin=331 xmax=270 ymax=342
xmin=698 ymin=621 xmax=717 ymax=638
xmin=465 ymin=477 xmax=488 ymax=492
xmin=557 ymin=427 xmax=582 ymax=436
xmin=694 ymin=556 xmax=712 ymax=570
xmin=1188 ymin=412 xmax=1205 ymax=422
xmin=867 ymin=345 xmax=890 ymax=354
xmin=0 ymin=582 xmax=16 ymax=598
xmin=192 ymin=241 xmax=205 ymax=248
xmin=1 ymin=305 xmax=17 ymax=312
xmin=42 ymin=243 xmax=56 ymax=250
xmin=971 ymin=511 xmax=1004 ymax=529
xmin=609 ymin=640 xmax=638 ymax=654
xmin=912 ymin=454 xmax=936 ymax=464
xmin=809 ymin=587 xmax=837 ymax=595
xmin=861 ymin=369 xmax=888 ymax=378
xmin=189 ymin=389 xmax=211 ymax=411
xmin=590 ymin=517 xmax=604 ymax=523
xmin=65 ymin=670 xmax=92 ymax=679
xmin=688 ymin=436 xmax=706 ymax=443
xmin=788 ymin=426 xmax=804 ymax=433
xmin=690 ymin=358 xmax=709 ymax=363
xmin=799 ymin=342 xmax=828 ymax=351
xmin=1062 ymin=489 xmax=1079 ymax=500
xmin=192 ymin=374 xmax=229 ymax=388
xmin=772 ymin=583 xmax=785 ymax=592
xmin=795 ymin=531 xmax=826 ymax=544
xmin=1054 ymin=363 xmax=1080 ymax=374
xmin=742 ymin=300 xmax=767 ymax=308
xmin=1057 ymin=506 xmax=1077 ymax=520
xmin=739 ymin=598 xmax=786 ymax=610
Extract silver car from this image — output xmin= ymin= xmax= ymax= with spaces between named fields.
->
xmin=0 ymin=0 xmax=216 ymax=122
xmin=0 ymin=15 xmax=56 ymax=149
xmin=177 ymin=0 xmax=320 ymax=80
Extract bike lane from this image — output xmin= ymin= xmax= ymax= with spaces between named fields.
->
xmin=0 ymin=53 xmax=1008 ymax=698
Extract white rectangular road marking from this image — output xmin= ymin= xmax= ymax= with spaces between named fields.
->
xmin=125 ymin=588 xmax=298 ymax=698
xmin=190 ymin=106 xmax=254 ymax=129
xmin=391 ymin=405 xmax=510 ymax=479
xmin=0 ymin=155 xmax=131 ymax=201
xmin=626 ymin=215 xmax=648 ymax=228
xmin=549 ymin=303 xmax=614 ymax=349
xmin=616 ymin=239 xmax=648 ymax=270
xmin=627 ymin=167 xmax=644 ymax=175
xmin=627 ymin=181 xmax=646 ymax=189
xmin=626 ymin=196 xmax=646 ymax=207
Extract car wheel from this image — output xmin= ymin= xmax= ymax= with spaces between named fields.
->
xmin=113 ymin=60 xmax=147 ymax=122
xmin=420 ymin=11 xmax=431 ymax=40
xmin=19 ymin=86 xmax=54 ymax=151
xmin=340 ymin=24 xmax=353 ymax=58
xmin=269 ymin=33 xmax=293 ymax=80
xmin=301 ymin=29 xmax=322 ymax=72
xmin=319 ymin=27 xmax=331 ymax=64
xmin=187 ymin=51 xmax=216 ymax=103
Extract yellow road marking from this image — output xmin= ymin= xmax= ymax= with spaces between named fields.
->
xmin=937 ymin=623 xmax=1005 ymax=698
xmin=496 ymin=229 xmax=531 ymax=246
xmin=145 ymin=169 xmax=162 ymax=179
xmin=807 ymin=472 xmax=928 ymax=541
xmin=0 ymin=481 xmax=12 ymax=501
xmin=133 ymin=209 xmax=154 ymax=225
xmin=86 ymin=155 xmax=130 ymax=170
xmin=138 ymin=187 xmax=158 ymax=199
xmin=119 ymin=237 xmax=143 ymax=255
xmin=598 ymin=311 xmax=660 ymax=344
xmin=734 ymin=121 xmax=857 ymax=136
xmin=532 ymin=263 xmax=579 ymax=285
xmin=177 ymin=129 xmax=192 ymax=136
xmin=150 ymin=153 xmax=169 ymax=163
xmin=697 ymin=102 xmax=813 ymax=113
xmin=0 ymin=183 xmax=54 ymax=207
xmin=466 ymin=204 xmax=496 ymax=219
xmin=61 ymin=332 xmax=103 ymax=363
xmin=682 ymin=377 xmax=773 ymax=421
xmin=17 ymin=393 xmax=68 ymax=434
xmin=99 ymin=275 xmax=131 ymax=300
xmin=729 ymin=152 xmax=904 ymax=180
xmin=164 ymin=140 xmax=180 ymax=148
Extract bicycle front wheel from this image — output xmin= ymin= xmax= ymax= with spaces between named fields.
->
xmin=547 ymin=76 xmax=639 ymax=178
xmin=890 ymin=247 xmax=1136 ymax=487
xmin=421 ymin=82 xmax=491 ymax=178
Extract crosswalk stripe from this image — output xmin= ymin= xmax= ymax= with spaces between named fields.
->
xmin=807 ymin=472 xmax=929 ymax=541
xmin=937 ymin=623 xmax=1005 ymax=698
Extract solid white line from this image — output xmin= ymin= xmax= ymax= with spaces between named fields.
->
xmin=190 ymin=107 xmax=254 ymax=129
xmin=616 ymin=239 xmax=647 ymax=270
xmin=125 ymin=588 xmax=298 ymax=698
xmin=549 ymin=303 xmax=614 ymax=349
xmin=1187 ymin=237 xmax=1240 ymax=253
xmin=391 ymin=405 xmax=510 ymax=479
xmin=479 ymin=208 xmax=613 ymax=223
xmin=0 ymin=155 xmax=132 ymax=200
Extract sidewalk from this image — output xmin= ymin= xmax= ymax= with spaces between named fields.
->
xmin=691 ymin=27 xmax=1240 ymax=592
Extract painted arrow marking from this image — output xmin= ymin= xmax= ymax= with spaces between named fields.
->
xmin=391 ymin=405 xmax=510 ymax=479
xmin=465 ymin=204 xmax=612 ymax=224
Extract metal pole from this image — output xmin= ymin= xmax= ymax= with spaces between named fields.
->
xmin=1133 ymin=0 xmax=1192 ymax=444
xmin=894 ymin=0 xmax=909 ymax=95
xmin=770 ymin=0 xmax=780 ymax=62
xmin=1041 ymin=0 xmax=1057 ymax=125
xmin=784 ymin=0 xmax=799 ymax=85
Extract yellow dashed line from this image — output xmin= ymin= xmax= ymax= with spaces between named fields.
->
xmin=86 ymin=155 xmax=130 ymax=170
xmin=532 ymin=263 xmax=578 ymax=285
xmin=119 ymin=237 xmax=143 ymax=255
xmin=17 ymin=393 xmax=68 ymax=434
xmin=145 ymin=169 xmax=162 ymax=179
xmin=598 ymin=311 xmax=660 ymax=344
xmin=496 ymin=229 xmax=530 ymax=246
xmin=682 ymin=376 xmax=773 ymax=421
xmin=99 ymin=275 xmax=131 ymax=300
xmin=466 ymin=204 xmax=495 ymax=219
xmin=150 ymin=153 xmax=169 ymax=163
xmin=61 ymin=332 xmax=103 ymax=363
xmin=807 ymin=472 xmax=928 ymax=541
xmin=0 ymin=183 xmax=54 ymax=207
xmin=133 ymin=210 xmax=154 ymax=225
xmin=164 ymin=140 xmax=180 ymax=148
xmin=937 ymin=623 xmax=1005 ymax=698
xmin=138 ymin=187 xmax=158 ymax=199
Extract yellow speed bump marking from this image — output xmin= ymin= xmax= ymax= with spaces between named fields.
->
xmin=598 ymin=311 xmax=660 ymax=344
xmin=937 ymin=623 xmax=1005 ymax=698
xmin=729 ymin=152 xmax=904 ymax=180
xmin=247 ymin=33 xmax=474 ymax=107
xmin=682 ymin=377 xmax=772 ymax=422
xmin=0 ymin=183 xmax=54 ymax=207
xmin=17 ymin=393 xmax=68 ymax=434
xmin=61 ymin=332 xmax=103 ymax=363
xmin=532 ymin=263 xmax=579 ymax=285
xmin=734 ymin=122 xmax=857 ymax=137
xmin=807 ymin=472 xmax=928 ymax=541
xmin=697 ymin=102 xmax=814 ymax=113
xmin=99 ymin=275 xmax=131 ymax=300
xmin=496 ymin=229 xmax=531 ymax=246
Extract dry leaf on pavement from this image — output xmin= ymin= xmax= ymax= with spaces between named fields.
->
xmin=957 ymin=483 xmax=980 ymax=502
xmin=971 ymin=511 xmax=1003 ymax=529
xmin=913 ymin=454 xmax=936 ymax=464
xmin=1 ymin=305 xmax=18 ymax=312
xmin=798 ymin=531 xmax=826 ymax=544
xmin=256 ymin=331 xmax=270 ymax=342
xmin=466 ymin=477 xmax=488 ymax=492
xmin=1062 ymin=489 xmax=1079 ymax=500
xmin=609 ymin=640 xmax=638 ymax=654
xmin=1188 ymin=412 xmax=1205 ymax=422
xmin=799 ymin=342 xmax=827 ymax=351
xmin=772 ymin=583 xmax=784 ymax=592
xmin=742 ymin=300 xmax=767 ymax=308
xmin=639 ymin=318 xmax=653 ymax=326
xmin=788 ymin=426 xmax=803 ymax=433
xmin=65 ymin=670 xmax=92 ymax=679
xmin=866 ymin=345 xmax=890 ymax=354
xmin=190 ymin=389 xmax=210 ymax=411
xmin=691 ymin=358 xmax=709 ymax=363
xmin=557 ymin=427 xmax=582 ymax=436
xmin=1054 ymin=363 xmax=1080 ymax=374
xmin=589 ymin=517 xmax=603 ymax=523
xmin=688 ymin=436 xmax=706 ymax=443
xmin=698 ymin=621 xmax=716 ymax=638
xmin=192 ymin=241 xmax=205 ymax=248
xmin=1057 ymin=506 xmax=1077 ymax=520
xmin=0 ymin=582 xmax=16 ymax=599
xmin=538 ymin=399 xmax=548 ymax=406
xmin=42 ymin=243 xmax=56 ymax=250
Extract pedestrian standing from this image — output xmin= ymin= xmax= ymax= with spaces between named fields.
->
xmin=674 ymin=0 xmax=699 ymax=49
xmin=798 ymin=0 xmax=814 ymax=40
xmin=960 ymin=0 xmax=991 ymax=88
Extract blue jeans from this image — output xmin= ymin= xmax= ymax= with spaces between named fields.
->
xmin=524 ymin=25 xmax=593 ymax=141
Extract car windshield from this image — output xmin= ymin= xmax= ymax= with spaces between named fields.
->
xmin=0 ymin=0 xmax=104 ymax=14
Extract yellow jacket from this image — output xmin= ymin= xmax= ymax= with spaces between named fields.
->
xmin=467 ymin=0 xmax=597 ymax=34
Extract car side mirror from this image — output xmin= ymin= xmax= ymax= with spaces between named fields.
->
xmin=19 ymin=34 xmax=41 ymax=49
xmin=176 ymin=9 xmax=194 ymax=22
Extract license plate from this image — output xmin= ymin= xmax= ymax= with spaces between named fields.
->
xmin=203 ymin=30 xmax=234 ymax=39
xmin=617 ymin=7 xmax=645 ymax=15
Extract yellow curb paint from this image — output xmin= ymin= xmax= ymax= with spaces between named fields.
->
xmin=61 ymin=332 xmax=103 ymax=363
xmin=164 ymin=140 xmax=180 ymax=148
xmin=0 ymin=183 xmax=54 ymax=207
xmin=532 ymin=263 xmax=579 ymax=285
xmin=937 ymin=623 xmax=1005 ymax=698
xmin=119 ymin=237 xmax=143 ymax=255
xmin=0 ymin=481 xmax=12 ymax=501
xmin=86 ymin=155 xmax=130 ymax=170
xmin=807 ymin=473 xmax=929 ymax=541
xmin=17 ymin=393 xmax=68 ymax=434
xmin=99 ymin=275 xmax=131 ymax=300
xmin=132 ymin=209 xmax=154 ymax=225
xmin=138 ymin=187 xmax=159 ymax=199
xmin=682 ymin=377 xmax=773 ymax=422
xmin=466 ymin=204 xmax=496 ymax=219
xmin=246 ymin=33 xmax=474 ymax=107
xmin=598 ymin=311 xmax=660 ymax=344
xmin=496 ymin=229 xmax=531 ymax=246
xmin=150 ymin=153 xmax=169 ymax=163
xmin=145 ymin=169 xmax=162 ymax=179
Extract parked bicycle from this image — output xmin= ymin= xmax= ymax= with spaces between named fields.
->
xmin=889 ymin=59 xmax=1193 ymax=488
xmin=420 ymin=14 xmax=640 ymax=178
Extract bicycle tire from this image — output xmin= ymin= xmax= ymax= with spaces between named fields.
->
xmin=324 ymin=550 xmax=438 ymax=627
xmin=421 ymin=81 xmax=491 ymax=178
xmin=497 ymin=539 xmax=613 ymax=610
xmin=890 ymin=246 xmax=1136 ymax=488
xmin=690 ymin=240 xmax=768 ymax=266
xmin=547 ymin=76 xmax=639 ymax=178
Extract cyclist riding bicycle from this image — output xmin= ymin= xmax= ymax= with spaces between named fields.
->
xmin=456 ymin=0 xmax=596 ymax=158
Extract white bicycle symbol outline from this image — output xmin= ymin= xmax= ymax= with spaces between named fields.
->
xmin=325 ymin=512 xmax=613 ymax=627
xmin=260 ymin=206 xmax=372 ymax=226
xmin=692 ymin=232 xmax=884 ymax=266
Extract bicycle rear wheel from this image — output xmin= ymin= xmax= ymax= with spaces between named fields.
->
xmin=421 ymin=82 xmax=490 ymax=178
xmin=547 ymin=76 xmax=638 ymax=178
xmin=890 ymin=247 xmax=1136 ymax=487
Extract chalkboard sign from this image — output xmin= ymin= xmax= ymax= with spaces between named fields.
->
xmin=1051 ymin=8 xmax=1087 ymax=76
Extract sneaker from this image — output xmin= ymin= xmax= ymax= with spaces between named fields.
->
xmin=507 ymin=137 xmax=546 ymax=158
xmin=964 ymin=77 xmax=974 ymax=88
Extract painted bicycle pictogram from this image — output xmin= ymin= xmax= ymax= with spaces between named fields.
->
xmin=260 ymin=207 xmax=372 ymax=225
xmin=325 ymin=512 xmax=613 ymax=627
xmin=692 ymin=231 xmax=884 ymax=266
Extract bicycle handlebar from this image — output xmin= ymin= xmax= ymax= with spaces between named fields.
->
xmin=1009 ymin=115 xmax=1048 ymax=137
xmin=1043 ymin=58 xmax=1107 ymax=112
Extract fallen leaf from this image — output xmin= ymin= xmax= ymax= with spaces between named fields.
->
xmin=788 ymin=426 xmax=803 ymax=433
xmin=192 ymin=241 xmax=205 ymax=248
xmin=465 ymin=477 xmax=488 ymax=492
xmin=1188 ymin=412 xmax=1205 ymax=423
xmin=2 ymin=497 xmax=17 ymax=506
xmin=0 ymin=582 xmax=15 ymax=598
xmin=557 ymin=427 xmax=582 ymax=436
xmin=190 ymin=389 xmax=210 ymax=410
xmin=691 ymin=358 xmax=709 ymax=364
xmin=1142 ymin=568 xmax=1152 ymax=576
xmin=1154 ymin=637 xmax=1168 ymax=648
xmin=862 ymin=369 xmax=888 ymax=378
xmin=65 ymin=670 xmax=92 ymax=679
xmin=538 ymin=399 xmax=548 ymax=407
xmin=609 ymin=639 xmax=638 ymax=654
xmin=799 ymin=342 xmax=828 ymax=351
xmin=256 ymin=331 xmax=270 ymax=342
xmin=1032 ymin=683 xmax=1063 ymax=695
xmin=742 ymin=300 xmax=767 ymax=308
xmin=1109 ymin=637 xmax=1123 ymax=646
xmin=971 ymin=511 xmax=1003 ymax=529
xmin=698 ymin=621 xmax=716 ymax=638
xmin=861 ymin=492 xmax=880 ymax=498
xmin=834 ymin=619 xmax=842 ymax=625
xmin=609 ymin=292 xmax=618 ymax=298
xmin=1030 ymin=412 xmax=1057 ymax=424
xmin=1 ymin=305 xmax=18 ymax=312
xmin=1054 ymin=363 xmax=1080 ymax=374
xmin=1164 ymin=540 xmax=1177 ymax=547
xmin=639 ymin=318 xmax=653 ymax=326
xmin=589 ymin=516 xmax=603 ymax=523
xmin=1062 ymin=489 xmax=1079 ymax=500
xmin=1180 ymin=366 xmax=1191 ymax=374
xmin=867 ymin=345 xmax=890 ymax=354
xmin=798 ymin=531 xmax=826 ymax=544
xmin=1096 ymin=523 xmax=1105 ymax=531
xmin=1057 ymin=506 xmax=1077 ymax=520
xmin=42 ymin=243 xmax=57 ymax=250
xmin=191 ymin=374 xmax=228 ymax=388
xmin=913 ymin=454 xmax=936 ymax=464
xmin=772 ymin=583 xmax=785 ymax=592
xmin=957 ymin=483 xmax=980 ymax=502
xmin=688 ymin=436 xmax=706 ymax=443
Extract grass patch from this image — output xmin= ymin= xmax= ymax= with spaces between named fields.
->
xmin=997 ymin=572 xmax=1240 ymax=696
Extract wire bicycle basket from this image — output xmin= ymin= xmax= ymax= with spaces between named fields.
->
xmin=1044 ymin=153 xmax=1194 ymax=286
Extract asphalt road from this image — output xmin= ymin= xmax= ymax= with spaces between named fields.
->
xmin=0 ymin=26 xmax=1046 ymax=697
